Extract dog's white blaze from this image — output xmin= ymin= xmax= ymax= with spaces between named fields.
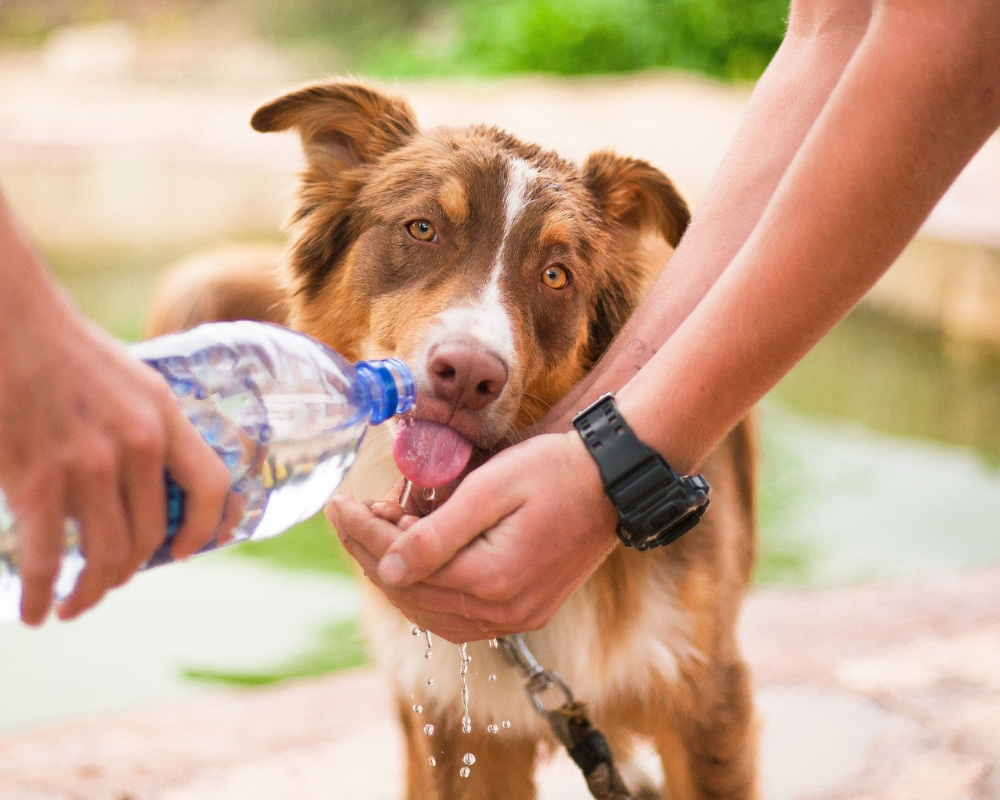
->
xmin=489 ymin=157 xmax=539 ymax=286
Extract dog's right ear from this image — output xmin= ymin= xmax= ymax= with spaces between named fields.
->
xmin=251 ymin=81 xmax=417 ymax=167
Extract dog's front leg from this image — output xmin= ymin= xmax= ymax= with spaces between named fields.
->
xmin=410 ymin=709 xmax=538 ymax=800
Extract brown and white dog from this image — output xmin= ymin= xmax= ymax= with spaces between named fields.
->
xmin=146 ymin=80 xmax=757 ymax=800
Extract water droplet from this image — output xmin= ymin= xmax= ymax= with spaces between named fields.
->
xmin=399 ymin=479 xmax=413 ymax=509
xmin=462 ymin=715 xmax=472 ymax=734
xmin=463 ymin=753 xmax=476 ymax=766
xmin=488 ymin=673 xmax=497 ymax=682
xmin=411 ymin=626 xmax=421 ymax=636
xmin=412 ymin=704 xmax=423 ymax=713
xmin=424 ymin=649 xmax=432 ymax=659
xmin=423 ymin=487 xmax=436 ymax=502
xmin=501 ymin=720 xmax=511 ymax=729
xmin=428 ymin=756 xmax=437 ymax=767
xmin=426 ymin=677 xmax=434 ymax=686
xmin=423 ymin=724 xmax=434 ymax=735
xmin=488 ymin=638 xmax=499 ymax=649
xmin=459 ymin=767 xmax=471 ymax=778
xmin=487 ymin=724 xmax=499 ymax=734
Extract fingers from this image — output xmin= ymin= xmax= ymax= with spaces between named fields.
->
xmin=326 ymin=495 xmax=404 ymax=560
xmin=377 ymin=466 xmax=521 ymax=587
xmin=337 ymin=521 xmax=511 ymax=643
xmin=162 ymin=402 xmax=230 ymax=560
xmin=15 ymin=473 xmax=66 ymax=626
xmin=118 ymin=421 xmax=167 ymax=578
xmin=58 ymin=445 xmax=130 ymax=620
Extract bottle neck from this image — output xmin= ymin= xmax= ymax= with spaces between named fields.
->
xmin=355 ymin=358 xmax=417 ymax=424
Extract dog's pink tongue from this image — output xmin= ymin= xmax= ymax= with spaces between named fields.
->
xmin=393 ymin=420 xmax=473 ymax=488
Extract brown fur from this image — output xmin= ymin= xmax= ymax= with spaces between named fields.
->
xmin=145 ymin=79 xmax=756 ymax=800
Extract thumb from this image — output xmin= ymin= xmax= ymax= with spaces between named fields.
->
xmin=377 ymin=466 xmax=520 ymax=586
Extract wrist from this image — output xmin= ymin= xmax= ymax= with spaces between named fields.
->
xmin=562 ymin=430 xmax=619 ymax=546
xmin=571 ymin=394 xmax=711 ymax=549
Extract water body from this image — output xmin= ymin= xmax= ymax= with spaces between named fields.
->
xmin=761 ymin=310 xmax=1000 ymax=585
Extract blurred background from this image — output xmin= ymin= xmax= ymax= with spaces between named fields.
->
xmin=2 ymin=2 xmax=1000 ymax=798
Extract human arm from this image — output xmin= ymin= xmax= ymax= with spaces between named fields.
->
xmin=0 ymin=194 xmax=232 ymax=625
xmin=333 ymin=0 xmax=1000 ymax=642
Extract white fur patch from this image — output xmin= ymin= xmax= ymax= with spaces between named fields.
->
xmin=405 ymin=158 xmax=541 ymax=400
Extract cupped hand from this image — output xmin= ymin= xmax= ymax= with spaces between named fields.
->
xmin=0 ymin=308 xmax=233 ymax=625
xmin=327 ymin=431 xmax=620 ymax=643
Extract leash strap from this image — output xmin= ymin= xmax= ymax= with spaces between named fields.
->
xmin=499 ymin=635 xmax=635 ymax=800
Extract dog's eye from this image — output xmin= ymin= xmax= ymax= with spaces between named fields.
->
xmin=541 ymin=265 xmax=570 ymax=290
xmin=407 ymin=219 xmax=438 ymax=243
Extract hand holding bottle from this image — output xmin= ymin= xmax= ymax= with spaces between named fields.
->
xmin=0 ymin=197 xmax=232 ymax=625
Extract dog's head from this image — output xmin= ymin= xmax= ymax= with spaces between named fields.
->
xmin=253 ymin=80 xmax=689 ymax=487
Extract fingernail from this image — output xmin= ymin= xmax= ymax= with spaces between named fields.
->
xmin=379 ymin=553 xmax=409 ymax=585
xmin=325 ymin=496 xmax=343 ymax=523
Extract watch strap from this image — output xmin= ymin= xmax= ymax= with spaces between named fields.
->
xmin=573 ymin=394 xmax=710 ymax=550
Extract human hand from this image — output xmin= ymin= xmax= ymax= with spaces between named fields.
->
xmin=0 ymin=306 xmax=233 ymax=625
xmin=327 ymin=431 xmax=619 ymax=643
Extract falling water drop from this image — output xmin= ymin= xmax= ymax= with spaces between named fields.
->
xmin=488 ymin=638 xmax=499 ymax=649
xmin=424 ymin=649 xmax=433 ymax=659
xmin=428 ymin=756 xmax=437 ymax=767
xmin=423 ymin=487 xmax=436 ymax=503
xmin=412 ymin=626 xmax=421 ymax=636
xmin=427 ymin=677 xmax=434 ymax=686
xmin=501 ymin=720 xmax=511 ymax=729
xmin=459 ymin=642 xmax=472 ymax=733
xmin=423 ymin=724 xmax=435 ymax=735
xmin=459 ymin=767 xmax=471 ymax=778
xmin=412 ymin=704 xmax=423 ymax=714
xmin=487 ymin=724 xmax=499 ymax=734
xmin=463 ymin=753 xmax=476 ymax=766
xmin=488 ymin=674 xmax=497 ymax=682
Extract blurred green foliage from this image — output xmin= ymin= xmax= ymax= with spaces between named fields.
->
xmin=0 ymin=0 xmax=788 ymax=81
xmin=375 ymin=0 xmax=789 ymax=80
xmin=183 ymin=617 xmax=370 ymax=687
xmin=233 ymin=511 xmax=355 ymax=576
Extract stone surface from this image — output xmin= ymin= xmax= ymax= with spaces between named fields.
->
xmin=4 ymin=567 xmax=1000 ymax=799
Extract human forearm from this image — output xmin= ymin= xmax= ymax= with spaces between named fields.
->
xmin=617 ymin=0 xmax=1000 ymax=473
xmin=0 ymin=196 xmax=79 ymax=347
xmin=543 ymin=0 xmax=873 ymax=429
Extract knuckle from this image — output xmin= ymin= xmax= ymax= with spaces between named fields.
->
xmin=205 ymin=464 xmax=232 ymax=500
xmin=79 ymin=444 xmax=116 ymax=483
xmin=125 ymin=418 xmax=166 ymax=462
xmin=147 ymin=376 xmax=180 ymax=410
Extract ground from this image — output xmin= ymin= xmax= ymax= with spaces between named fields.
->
xmin=3 ymin=566 xmax=999 ymax=800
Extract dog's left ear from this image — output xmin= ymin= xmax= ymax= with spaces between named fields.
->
xmin=581 ymin=152 xmax=690 ymax=363
xmin=251 ymin=81 xmax=418 ymax=167
xmin=582 ymin=151 xmax=690 ymax=248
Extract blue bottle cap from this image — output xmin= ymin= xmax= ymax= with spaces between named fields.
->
xmin=355 ymin=358 xmax=417 ymax=424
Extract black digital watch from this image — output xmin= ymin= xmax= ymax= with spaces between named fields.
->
xmin=572 ymin=394 xmax=710 ymax=550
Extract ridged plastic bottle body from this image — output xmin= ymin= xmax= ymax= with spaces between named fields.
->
xmin=0 ymin=321 xmax=415 ymax=622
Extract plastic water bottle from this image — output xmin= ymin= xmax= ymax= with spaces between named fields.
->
xmin=0 ymin=321 xmax=415 ymax=622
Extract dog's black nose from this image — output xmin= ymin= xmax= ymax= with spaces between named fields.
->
xmin=428 ymin=340 xmax=508 ymax=411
